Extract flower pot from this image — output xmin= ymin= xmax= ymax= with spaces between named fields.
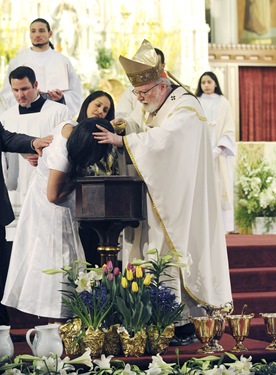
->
xmin=59 ymin=318 xmax=85 ymax=355
xmin=146 ymin=323 xmax=175 ymax=355
xmin=118 ymin=328 xmax=147 ymax=357
xmin=252 ymin=217 xmax=276 ymax=235
xmin=103 ymin=324 xmax=122 ymax=356
xmin=83 ymin=327 xmax=105 ymax=357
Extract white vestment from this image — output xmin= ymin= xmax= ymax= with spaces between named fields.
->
xmin=198 ymin=94 xmax=236 ymax=232
xmin=0 ymin=100 xmax=70 ymax=240
xmin=2 ymin=122 xmax=85 ymax=319
xmin=116 ymin=86 xmax=137 ymax=118
xmin=122 ymin=87 xmax=232 ymax=322
xmin=1 ymin=48 xmax=83 ymax=117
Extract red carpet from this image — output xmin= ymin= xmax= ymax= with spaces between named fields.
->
xmin=226 ymin=234 xmax=276 ymax=344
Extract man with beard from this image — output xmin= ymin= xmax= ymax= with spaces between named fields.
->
xmin=93 ymin=39 xmax=233 ymax=345
xmin=1 ymin=18 xmax=83 ymax=118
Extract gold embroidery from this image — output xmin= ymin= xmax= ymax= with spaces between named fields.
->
xmin=168 ymin=106 xmax=207 ymax=121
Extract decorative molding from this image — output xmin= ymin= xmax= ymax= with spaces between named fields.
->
xmin=209 ymin=44 xmax=276 ymax=64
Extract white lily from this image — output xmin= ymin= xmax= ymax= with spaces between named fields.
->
xmin=65 ymin=348 xmax=93 ymax=369
xmin=146 ymin=354 xmax=175 ymax=375
xmin=93 ymin=354 xmax=114 ymax=372
xmin=228 ymin=355 xmax=253 ymax=374
xmin=204 ymin=365 xmax=236 ymax=375
xmin=75 ymin=270 xmax=102 ymax=293
xmin=121 ymin=363 xmax=139 ymax=375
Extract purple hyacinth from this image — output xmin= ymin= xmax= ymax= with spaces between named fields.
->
xmin=80 ymin=284 xmax=110 ymax=312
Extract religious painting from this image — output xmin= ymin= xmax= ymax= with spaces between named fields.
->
xmin=238 ymin=0 xmax=276 ymax=44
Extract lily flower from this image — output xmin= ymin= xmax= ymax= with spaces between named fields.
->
xmin=93 ymin=354 xmax=114 ymax=372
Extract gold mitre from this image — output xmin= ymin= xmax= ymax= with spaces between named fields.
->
xmin=119 ymin=39 xmax=164 ymax=87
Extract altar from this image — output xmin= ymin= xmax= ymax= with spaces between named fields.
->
xmin=75 ymin=175 xmax=146 ymax=265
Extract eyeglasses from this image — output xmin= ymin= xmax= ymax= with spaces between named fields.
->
xmin=132 ymin=83 xmax=160 ymax=97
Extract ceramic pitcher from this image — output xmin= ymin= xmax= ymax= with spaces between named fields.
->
xmin=0 ymin=325 xmax=14 ymax=358
xmin=26 ymin=323 xmax=63 ymax=357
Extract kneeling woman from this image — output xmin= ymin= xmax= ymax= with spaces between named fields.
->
xmin=2 ymin=118 xmax=114 ymax=321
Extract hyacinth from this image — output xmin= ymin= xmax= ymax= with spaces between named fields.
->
xmin=80 ymin=284 xmax=109 ymax=314
xmin=46 ymin=260 xmax=114 ymax=330
xmin=148 ymin=284 xmax=184 ymax=333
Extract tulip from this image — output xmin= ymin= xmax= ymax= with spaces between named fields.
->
xmin=143 ymin=273 xmax=152 ymax=286
xmin=126 ymin=262 xmax=133 ymax=270
xmin=121 ymin=277 xmax=128 ymax=288
xmin=113 ymin=267 xmax=120 ymax=276
xmin=132 ymin=281 xmax=139 ymax=293
xmin=135 ymin=265 xmax=143 ymax=278
xmin=108 ymin=273 xmax=114 ymax=281
xmin=107 ymin=260 xmax=113 ymax=270
xmin=102 ymin=265 xmax=108 ymax=274
xmin=126 ymin=269 xmax=134 ymax=281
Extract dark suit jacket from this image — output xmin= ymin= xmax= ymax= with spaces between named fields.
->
xmin=0 ymin=122 xmax=36 ymax=227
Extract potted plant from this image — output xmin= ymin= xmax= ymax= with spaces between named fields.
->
xmin=235 ymin=154 xmax=276 ymax=234
xmin=44 ymin=261 xmax=115 ymax=356
xmin=133 ymin=248 xmax=191 ymax=354
xmin=115 ymin=262 xmax=152 ymax=357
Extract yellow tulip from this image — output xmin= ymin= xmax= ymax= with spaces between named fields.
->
xmin=132 ymin=281 xmax=139 ymax=293
xmin=126 ymin=269 xmax=134 ymax=281
xmin=135 ymin=265 xmax=143 ymax=278
xmin=121 ymin=277 xmax=128 ymax=288
xmin=143 ymin=273 xmax=152 ymax=286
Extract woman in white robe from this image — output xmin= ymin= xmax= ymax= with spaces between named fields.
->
xmin=195 ymin=72 xmax=236 ymax=233
xmin=2 ymin=118 xmax=114 ymax=320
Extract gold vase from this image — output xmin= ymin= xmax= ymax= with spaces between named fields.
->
xmin=209 ymin=317 xmax=225 ymax=352
xmin=59 ymin=318 xmax=85 ymax=355
xmin=118 ymin=328 xmax=147 ymax=357
xmin=103 ymin=324 xmax=122 ymax=356
xmin=226 ymin=313 xmax=254 ymax=352
xmin=83 ymin=326 xmax=105 ymax=357
xmin=190 ymin=316 xmax=216 ymax=353
xmin=146 ymin=324 xmax=175 ymax=355
xmin=260 ymin=313 xmax=276 ymax=350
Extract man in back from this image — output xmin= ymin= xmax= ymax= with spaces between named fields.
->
xmin=1 ymin=18 xmax=83 ymax=118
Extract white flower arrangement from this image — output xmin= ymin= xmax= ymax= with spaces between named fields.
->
xmin=0 ymin=351 xmax=275 ymax=375
xmin=235 ymin=154 xmax=276 ymax=232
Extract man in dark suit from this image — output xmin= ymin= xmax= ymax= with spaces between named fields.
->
xmin=0 ymin=121 xmax=52 ymax=324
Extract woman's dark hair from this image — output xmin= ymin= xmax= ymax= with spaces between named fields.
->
xmin=30 ymin=18 xmax=54 ymax=49
xmin=195 ymin=71 xmax=223 ymax=97
xmin=76 ymin=91 xmax=115 ymax=122
xmin=67 ymin=117 xmax=114 ymax=178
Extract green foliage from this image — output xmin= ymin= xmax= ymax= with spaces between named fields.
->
xmin=235 ymin=154 xmax=276 ymax=231
xmin=132 ymin=249 xmax=189 ymax=333
xmin=96 ymin=47 xmax=114 ymax=69
xmin=253 ymin=359 xmax=276 ymax=374
xmin=0 ymin=351 xmax=276 ymax=374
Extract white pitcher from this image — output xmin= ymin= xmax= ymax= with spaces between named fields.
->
xmin=0 ymin=325 xmax=14 ymax=358
xmin=26 ymin=323 xmax=63 ymax=357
